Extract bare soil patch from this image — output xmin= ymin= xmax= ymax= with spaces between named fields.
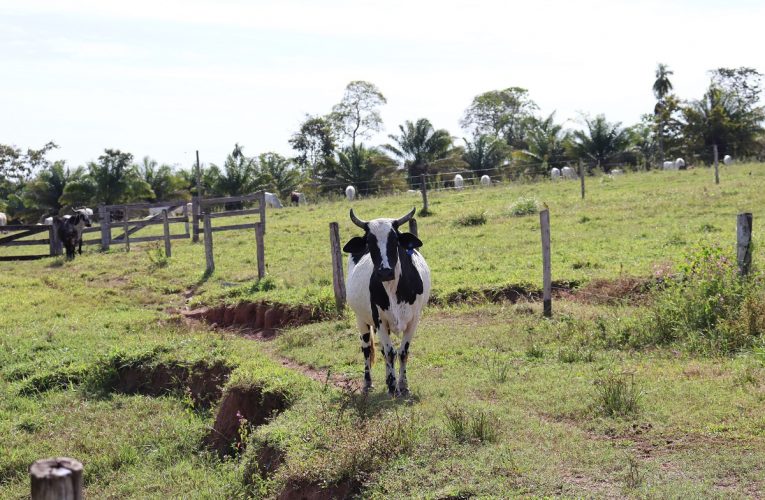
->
xmin=183 ymin=301 xmax=325 ymax=336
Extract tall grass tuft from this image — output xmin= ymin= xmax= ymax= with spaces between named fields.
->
xmin=455 ymin=211 xmax=487 ymax=226
xmin=593 ymin=371 xmax=642 ymax=417
xmin=509 ymin=196 xmax=539 ymax=216
xmin=444 ymin=406 xmax=499 ymax=444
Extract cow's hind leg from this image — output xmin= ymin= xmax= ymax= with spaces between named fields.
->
xmin=376 ymin=322 xmax=397 ymax=396
xmin=357 ymin=318 xmax=374 ymax=392
xmin=397 ymin=318 xmax=419 ymax=397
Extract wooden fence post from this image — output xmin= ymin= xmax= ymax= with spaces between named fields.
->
xmin=30 ymin=457 xmax=83 ymax=500
xmin=408 ymin=218 xmax=418 ymax=237
xmin=579 ymin=160 xmax=585 ymax=200
xmin=49 ymin=220 xmax=62 ymax=256
xmin=540 ymin=208 xmax=552 ymax=317
xmin=420 ymin=174 xmax=429 ymax=213
xmin=162 ymin=209 xmax=172 ymax=258
xmin=99 ymin=205 xmax=110 ymax=251
xmin=329 ymin=222 xmax=346 ymax=312
xmin=255 ymin=222 xmax=265 ymax=279
xmin=193 ymin=150 xmax=202 ymax=243
xmin=713 ymin=144 xmax=720 ymax=185
xmin=258 ymin=190 xmax=267 ymax=235
xmin=204 ymin=211 xmax=214 ymax=274
xmin=183 ymin=202 xmax=190 ymax=237
xmin=737 ymin=212 xmax=753 ymax=277
xmin=123 ymin=206 xmax=130 ymax=252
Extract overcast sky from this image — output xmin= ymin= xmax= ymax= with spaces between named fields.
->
xmin=2 ymin=0 xmax=763 ymax=169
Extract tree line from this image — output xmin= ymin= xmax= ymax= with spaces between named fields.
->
xmin=1 ymin=65 xmax=763 ymax=223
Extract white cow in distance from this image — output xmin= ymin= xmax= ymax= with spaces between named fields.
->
xmin=551 ymin=168 xmax=561 ymax=180
xmin=480 ymin=175 xmax=491 ymax=186
xmin=453 ymin=174 xmax=464 ymax=190
xmin=264 ymin=192 xmax=283 ymax=208
xmin=561 ymin=166 xmax=576 ymax=179
xmin=345 ymin=185 xmax=356 ymax=201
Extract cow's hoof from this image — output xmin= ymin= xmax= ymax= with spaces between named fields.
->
xmin=395 ymin=388 xmax=410 ymax=398
xmin=362 ymin=384 xmax=374 ymax=394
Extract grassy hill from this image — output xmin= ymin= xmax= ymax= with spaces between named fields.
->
xmin=1 ymin=164 xmax=765 ymax=498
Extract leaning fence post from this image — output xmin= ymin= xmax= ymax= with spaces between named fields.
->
xmin=203 ymin=211 xmax=214 ymax=273
xmin=408 ymin=218 xmax=418 ymax=237
xmin=162 ymin=209 xmax=172 ymax=258
xmin=540 ymin=208 xmax=552 ymax=317
xmin=579 ymin=160 xmax=585 ymax=200
xmin=329 ymin=222 xmax=346 ymax=312
xmin=99 ymin=205 xmax=110 ymax=251
xmin=737 ymin=212 xmax=753 ymax=277
xmin=258 ymin=190 xmax=267 ymax=235
xmin=713 ymin=144 xmax=720 ymax=185
xmin=123 ymin=205 xmax=130 ymax=252
xmin=30 ymin=457 xmax=83 ymax=500
xmin=255 ymin=222 xmax=265 ymax=279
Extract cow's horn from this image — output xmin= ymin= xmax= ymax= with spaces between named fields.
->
xmin=394 ymin=207 xmax=416 ymax=227
xmin=349 ymin=209 xmax=367 ymax=228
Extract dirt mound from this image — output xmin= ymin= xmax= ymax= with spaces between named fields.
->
xmin=564 ymin=277 xmax=652 ymax=305
xmin=206 ymin=385 xmax=290 ymax=457
xmin=277 ymin=479 xmax=358 ymax=500
xmin=185 ymin=301 xmax=320 ymax=336
xmin=432 ymin=280 xmax=578 ymax=306
xmin=114 ymin=360 xmax=231 ymax=408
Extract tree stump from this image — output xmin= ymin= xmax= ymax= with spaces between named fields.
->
xmin=30 ymin=457 xmax=83 ymax=500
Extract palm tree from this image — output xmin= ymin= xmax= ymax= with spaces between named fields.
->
xmin=653 ymin=63 xmax=674 ymax=164
xmin=384 ymin=118 xmax=455 ymax=186
xmin=208 ymin=144 xmax=267 ymax=197
xmin=259 ymin=152 xmax=301 ymax=199
xmin=461 ymin=134 xmax=508 ymax=175
xmin=331 ymin=144 xmax=403 ymax=195
xmin=137 ymin=156 xmax=187 ymax=201
xmin=23 ymin=161 xmax=84 ymax=216
xmin=570 ymin=115 xmax=631 ymax=172
xmin=517 ymin=113 xmax=569 ymax=173
xmin=61 ymin=149 xmax=154 ymax=206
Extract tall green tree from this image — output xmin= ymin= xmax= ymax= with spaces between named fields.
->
xmin=384 ymin=118 xmax=456 ymax=186
xmin=518 ymin=112 xmax=569 ymax=172
xmin=460 ymin=87 xmax=538 ymax=149
xmin=259 ymin=152 xmax=301 ymax=199
xmin=653 ymin=63 xmax=675 ymax=164
xmin=461 ymin=134 xmax=508 ymax=175
xmin=330 ymin=81 xmax=387 ymax=149
xmin=330 ymin=144 xmax=402 ymax=195
xmin=570 ymin=115 xmax=631 ymax=172
xmin=0 ymin=141 xmax=58 ymax=199
xmin=23 ymin=161 xmax=84 ymax=216
xmin=208 ymin=144 xmax=267 ymax=197
xmin=289 ymin=115 xmax=337 ymax=179
xmin=62 ymin=149 xmax=153 ymax=206
xmin=137 ymin=156 xmax=187 ymax=201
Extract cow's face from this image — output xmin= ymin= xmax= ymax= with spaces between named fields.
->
xmin=72 ymin=211 xmax=92 ymax=227
xmin=344 ymin=209 xmax=422 ymax=282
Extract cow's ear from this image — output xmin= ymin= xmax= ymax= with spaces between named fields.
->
xmin=398 ymin=232 xmax=423 ymax=249
xmin=343 ymin=236 xmax=367 ymax=254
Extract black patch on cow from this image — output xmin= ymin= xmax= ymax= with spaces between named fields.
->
xmin=395 ymin=244 xmax=424 ymax=305
xmin=343 ymin=236 xmax=368 ymax=264
xmin=361 ymin=331 xmax=370 ymax=343
xmin=385 ymin=373 xmax=396 ymax=394
xmin=385 ymin=229 xmax=399 ymax=271
xmin=386 ymin=347 xmax=396 ymax=366
xmin=399 ymin=341 xmax=410 ymax=362
xmin=398 ymin=232 xmax=422 ymax=250
xmin=369 ymin=271 xmax=389 ymax=329
xmin=361 ymin=345 xmax=372 ymax=360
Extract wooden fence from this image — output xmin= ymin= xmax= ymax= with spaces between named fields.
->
xmin=0 ymin=224 xmax=61 ymax=261
xmin=98 ymin=201 xmax=191 ymax=251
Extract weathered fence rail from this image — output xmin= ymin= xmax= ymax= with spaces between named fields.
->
xmin=99 ymin=200 xmax=190 ymax=251
xmin=0 ymin=224 xmax=61 ymax=261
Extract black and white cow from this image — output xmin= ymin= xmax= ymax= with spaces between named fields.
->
xmin=58 ymin=209 xmax=92 ymax=259
xmin=343 ymin=208 xmax=431 ymax=396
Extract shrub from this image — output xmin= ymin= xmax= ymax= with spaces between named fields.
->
xmin=444 ymin=406 xmax=499 ymax=444
xmin=509 ymin=197 xmax=539 ymax=216
xmin=593 ymin=372 xmax=642 ymax=417
xmin=455 ymin=211 xmax=486 ymax=226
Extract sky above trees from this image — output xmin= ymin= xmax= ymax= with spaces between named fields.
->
xmin=1 ymin=0 xmax=763 ymax=167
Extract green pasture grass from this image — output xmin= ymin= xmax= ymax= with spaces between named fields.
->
xmin=1 ymin=164 xmax=765 ymax=497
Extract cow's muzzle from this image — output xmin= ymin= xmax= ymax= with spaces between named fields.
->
xmin=376 ymin=267 xmax=395 ymax=282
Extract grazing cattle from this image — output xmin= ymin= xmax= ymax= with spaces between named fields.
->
xmin=58 ymin=209 xmax=92 ymax=259
xmin=290 ymin=191 xmax=306 ymax=206
xmin=343 ymin=208 xmax=431 ymax=397
xmin=561 ymin=166 xmax=576 ymax=179
xmin=149 ymin=205 xmax=186 ymax=218
xmin=675 ymin=158 xmax=686 ymax=169
xmin=0 ymin=212 xmax=6 ymax=233
xmin=453 ymin=174 xmax=464 ymax=190
xmin=611 ymin=169 xmax=624 ymax=176
xmin=406 ymin=189 xmax=421 ymax=196
xmin=663 ymin=161 xmax=677 ymax=170
xmin=43 ymin=217 xmax=53 ymax=225
xmin=551 ymin=168 xmax=561 ymax=180
xmin=480 ymin=175 xmax=491 ymax=186
xmin=264 ymin=192 xmax=283 ymax=208
xmin=345 ymin=185 xmax=356 ymax=201
xmin=724 ymin=155 xmax=733 ymax=165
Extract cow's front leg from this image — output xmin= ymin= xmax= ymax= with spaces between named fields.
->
xmin=357 ymin=318 xmax=374 ymax=392
xmin=397 ymin=318 xmax=419 ymax=397
xmin=78 ymin=238 xmax=83 ymax=255
xmin=376 ymin=322 xmax=397 ymax=396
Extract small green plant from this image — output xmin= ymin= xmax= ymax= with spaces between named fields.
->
xmin=444 ymin=406 xmax=499 ymax=444
xmin=593 ymin=371 xmax=642 ymax=417
xmin=525 ymin=343 xmax=544 ymax=359
xmin=623 ymin=452 xmax=643 ymax=488
xmin=486 ymin=349 xmax=512 ymax=383
xmin=455 ymin=211 xmax=487 ymax=226
xmin=557 ymin=346 xmax=594 ymax=363
xmin=146 ymin=242 xmax=169 ymax=269
xmin=509 ymin=196 xmax=539 ymax=216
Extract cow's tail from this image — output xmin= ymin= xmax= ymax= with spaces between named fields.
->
xmin=368 ymin=325 xmax=375 ymax=366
